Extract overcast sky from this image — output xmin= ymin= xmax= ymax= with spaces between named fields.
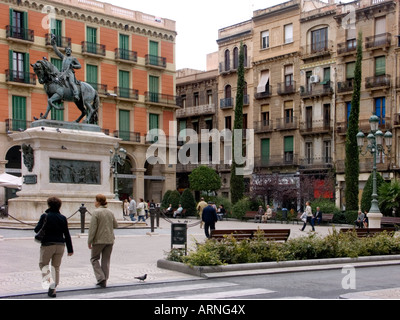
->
xmin=108 ymin=0 xmax=352 ymax=71
xmin=108 ymin=0 xmax=285 ymax=70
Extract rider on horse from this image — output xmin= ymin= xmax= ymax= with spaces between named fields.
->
xmin=51 ymin=34 xmax=81 ymax=101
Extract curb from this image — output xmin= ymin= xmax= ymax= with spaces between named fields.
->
xmin=157 ymin=255 xmax=400 ymax=278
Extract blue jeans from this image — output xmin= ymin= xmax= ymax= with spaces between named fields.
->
xmin=138 ymin=215 xmax=146 ymax=222
xmin=129 ymin=213 xmax=136 ymax=221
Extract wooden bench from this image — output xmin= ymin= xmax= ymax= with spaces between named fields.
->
xmin=243 ymin=211 xmax=260 ymax=222
xmin=174 ymin=208 xmax=186 ymax=218
xmin=210 ymin=229 xmax=291 ymax=242
xmin=340 ymin=228 xmax=396 ymax=238
xmin=321 ymin=214 xmax=334 ymax=224
xmin=381 ymin=217 xmax=400 ymax=228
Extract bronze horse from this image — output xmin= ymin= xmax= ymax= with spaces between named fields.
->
xmin=31 ymin=59 xmax=99 ymax=124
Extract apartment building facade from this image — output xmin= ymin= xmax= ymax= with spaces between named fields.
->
xmin=0 ymin=0 xmax=178 ymax=205
xmin=212 ymin=0 xmax=399 ymax=209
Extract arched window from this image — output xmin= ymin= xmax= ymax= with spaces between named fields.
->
xmin=233 ymin=47 xmax=239 ymax=69
xmin=224 ymin=49 xmax=230 ymax=72
xmin=225 ymin=85 xmax=231 ymax=99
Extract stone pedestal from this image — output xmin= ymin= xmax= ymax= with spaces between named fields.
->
xmin=367 ymin=212 xmax=383 ymax=229
xmin=8 ymin=121 xmax=124 ymax=221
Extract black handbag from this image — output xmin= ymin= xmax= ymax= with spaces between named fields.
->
xmin=35 ymin=214 xmax=48 ymax=243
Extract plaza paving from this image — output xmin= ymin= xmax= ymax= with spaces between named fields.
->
xmin=0 ymin=217 xmax=399 ymax=299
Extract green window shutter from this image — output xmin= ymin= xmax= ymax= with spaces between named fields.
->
xmin=375 ymin=56 xmax=386 ymax=76
xmin=23 ymin=11 xmax=28 ymax=31
xmin=179 ymin=120 xmax=186 ymax=139
xmin=51 ymin=58 xmax=62 ymax=72
xmin=261 ymin=139 xmax=270 ymax=165
xmin=149 ymin=75 xmax=159 ymax=102
xmin=149 ymin=113 xmax=159 ymax=142
xmin=9 ymin=50 xmax=13 ymax=80
xmin=50 ymin=19 xmax=62 ymax=46
xmin=9 ymin=9 xmax=13 ymax=27
xmin=87 ymin=27 xmax=97 ymax=54
xmin=284 ymin=136 xmax=294 ymax=152
xmin=23 ymin=52 xmax=29 ymax=82
xmin=86 ymin=64 xmax=98 ymax=89
xmin=119 ymin=110 xmax=130 ymax=141
xmin=12 ymin=96 xmax=26 ymax=130
xmin=149 ymin=41 xmax=158 ymax=65
xmin=51 ymin=107 xmax=64 ymax=121
xmin=119 ymin=34 xmax=129 ymax=59
xmin=119 ymin=70 xmax=130 ymax=98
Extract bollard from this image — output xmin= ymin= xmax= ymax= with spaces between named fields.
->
xmin=150 ymin=208 xmax=155 ymax=233
xmin=156 ymin=207 xmax=160 ymax=227
xmin=79 ymin=203 xmax=87 ymax=234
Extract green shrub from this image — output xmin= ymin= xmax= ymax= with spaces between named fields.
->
xmin=231 ymin=198 xmax=252 ymax=220
xmin=180 ymin=189 xmax=196 ymax=216
xmin=167 ymin=230 xmax=400 ymax=266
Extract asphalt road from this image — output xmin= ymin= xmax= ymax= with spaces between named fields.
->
xmin=6 ymin=264 xmax=400 ymax=300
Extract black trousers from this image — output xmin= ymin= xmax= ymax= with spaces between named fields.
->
xmin=204 ymin=221 xmax=216 ymax=238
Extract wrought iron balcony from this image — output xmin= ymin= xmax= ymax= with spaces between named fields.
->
xmin=145 ymin=55 xmax=166 ymax=68
xmin=300 ymin=81 xmax=333 ymax=99
xmin=220 ymin=97 xmax=234 ymax=109
xmin=255 ymin=86 xmax=272 ymax=99
xmin=254 ymin=120 xmax=274 ymax=133
xmin=6 ymin=70 xmax=36 ymax=85
xmin=337 ymin=39 xmax=357 ymax=55
xmin=115 ymin=48 xmax=138 ymax=63
xmin=277 ymin=81 xmax=296 ymax=95
xmin=6 ymin=26 xmax=34 ymax=42
xmin=87 ymin=82 xmax=108 ymax=95
xmin=113 ymin=130 xmax=141 ymax=143
xmin=5 ymin=119 xmax=32 ymax=132
xmin=81 ymin=41 xmax=106 ymax=56
xmin=365 ymin=74 xmax=391 ymax=89
xmin=45 ymin=34 xmax=71 ymax=48
xmin=365 ymin=33 xmax=391 ymax=49
xmin=337 ymin=79 xmax=354 ymax=93
xmin=145 ymin=92 xmax=180 ymax=106
xmin=114 ymin=87 xmax=139 ymax=100
xmin=276 ymin=117 xmax=298 ymax=130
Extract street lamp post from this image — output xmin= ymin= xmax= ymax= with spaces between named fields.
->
xmin=357 ymin=115 xmax=392 ymax=228
xmin=110 ymin=146 xmax=127 ymax=200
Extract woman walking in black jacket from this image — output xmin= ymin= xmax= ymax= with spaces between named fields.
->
xmin=34 ymin=197 xmax=73 ymax=297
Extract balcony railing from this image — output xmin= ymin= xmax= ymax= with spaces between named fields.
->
xmin=113 ymin=130 xmax=141 ymax=143
xmin=145 ymin=55 xmax=166 ymax=68
xmin=5 ymin=119 xmax=32 ymax=132
xmin=276 ymin=117 xmax=298 ymax=130
xmin=300 ymin=81 xmax=333 ymax=98
xmin=302 ymin=40 xmax=333 ymax=59
xmin=88 ymin=82 xmax=108 ymax=95
xmin=114 ymin=87 xmax=139 ymax=100
xmin=365 ymin=74 xmax=391 ymax=88
xmin=6 ymin=70 xmax=36 ymax=85
xmin=337 ymin=39 xmax=357 ymax=55
xmin=255 ymin=86 xmax=272 ymax=99
xmin=277 ymin=81 xmax=296 ymax=95
xmin=300 ymin=119 xmax=332 ymax=134
xmin=81 ymin=41 xmax=106 ymax=56
xmin=115 ymin=48 xmax=138 ymax=63
xmin=176 ymin=104 xmax=216 ymax=118
xmin=220 ymin=97 xmax=234 ymax=109
xmin=45 ymin=34 xmax=71 ymax=48
xmin=365 ymin=33 xmax=391 ymax=49
xmin=6 ymin=25 xmax=34 ymax=42
xmin=254 ymin=120 xmax=274 ymax=133
xmin=299 ymin=157 xmax=333 ymax=170
xmin=337 ymin=79 xmax=354 ymax=93
xmin=254 ymin=154 xmax=299 ymax=168
xmin=145 ymin=92 xmax=180 ymax=106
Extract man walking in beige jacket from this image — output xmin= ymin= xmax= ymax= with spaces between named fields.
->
xmin=88 ymin=194 xmax=118 ymax=288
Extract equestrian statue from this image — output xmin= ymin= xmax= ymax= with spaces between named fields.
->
xmin=31 ymin=34 xmax=99 ymax=124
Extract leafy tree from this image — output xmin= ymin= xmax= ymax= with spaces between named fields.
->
xmin=378 ymin=180 xmax=400 ymax=217
xmin=230 ymin=42 xmax=246 ymax=204
xmin=167 ymin=190 xmax=181 ymax=209
xmin=180 ymin=189 xmax=196 ymax=216
xmin=189 ymin=165 xmax=221 ymax=194
xmin=160 ymin=190 xmax=173 ymax=209
xmin=345 ymin=32 xmax=362 ymax=210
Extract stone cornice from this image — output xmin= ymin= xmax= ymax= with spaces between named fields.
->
xmin=3 ymin=0 xmax=177 ymax=41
